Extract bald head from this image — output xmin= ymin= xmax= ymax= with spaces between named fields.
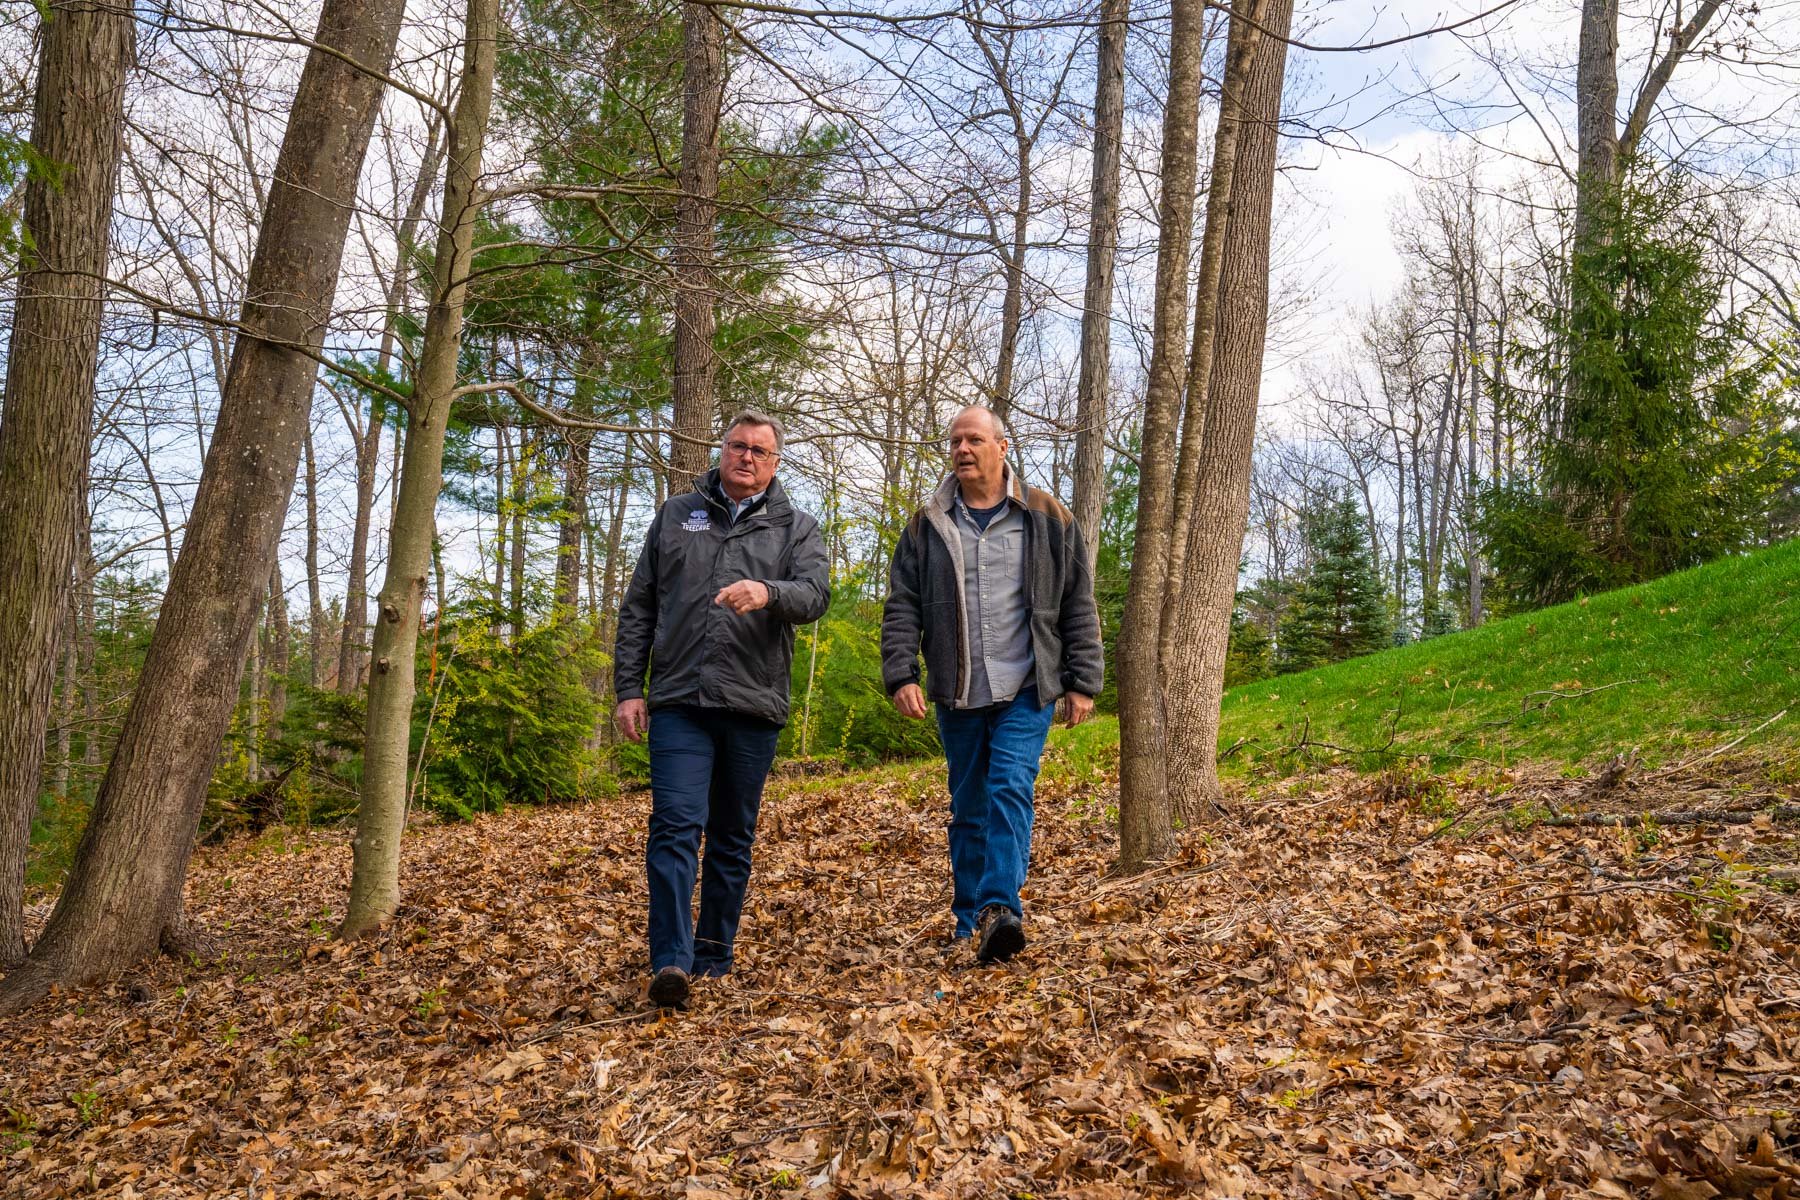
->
xmin=948 ymin=406 xmax=1010 ymax=505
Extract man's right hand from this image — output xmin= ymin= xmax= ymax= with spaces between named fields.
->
xmin=891 ymin=683 xmax=928 ymax=720
xmin=615 ymin=698 xmax=648 ymax=742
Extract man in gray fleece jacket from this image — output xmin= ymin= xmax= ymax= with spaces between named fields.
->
xmin=881 ymin=406 xmax=1104 ymax=963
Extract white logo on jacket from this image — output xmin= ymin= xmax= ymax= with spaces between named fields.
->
xmin=681 ymin=509 xmax=711 ymax=532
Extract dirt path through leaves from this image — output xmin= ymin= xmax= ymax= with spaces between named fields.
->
xmin=4 ymin=764 xmax=1798 ymax=1198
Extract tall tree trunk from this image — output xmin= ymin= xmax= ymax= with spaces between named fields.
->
xmin=1115 ymin=0 xmax=1206 ymax=873
xmin=340 ymin=0 xmax=497 ymax=939
xmin=992 ymin=141 xmax=1030 ymax=428
xmin=669 ymin=0 xmax=724 ymax=488
xmin=1071 ymin=0 xmax=1129 ymax=582
xmin=303 ymin=413 xmax=327 ymax=687
xmin=0 ymin=0 xmax=407 ymax=1014
xmin=336 ymin=394 xmax=385 ymax=695
xmin=1163 ymin=0 xmax=1293 ymax=819
xmin=598 ymin=435 xmax=634 ymax=649
xmin=267 ymin=563 xmax=290 ymax=730
xmin=1163 ymin=0 xmax=1265 ymax=665
xmin=53 ymin=607 xmax=76 ymax=801
xmin=0 ymin=0 xmax=133 ymax=971
xmin=1572 ymin=0 xmax=1619 ymax=257
xmin=555 ymin=430 xmax=591 ymax=616
xmin=509 ymin=432 xmax=528 ymax=637
xmin=492 ymin=415 xmax=510 ymax=621
xmin=246 ymin=603 xmax=263 ymax=782
xmin=78 ymin=532 xmax=99 ymax=771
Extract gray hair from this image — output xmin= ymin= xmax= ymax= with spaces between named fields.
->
xmin=724 ymin=409 xmax=785 ymax=454
xmin=952 ymin=405 xmax=1007 ymax=441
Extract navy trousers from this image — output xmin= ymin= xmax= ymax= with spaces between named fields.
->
xmin=645 ymin=705 xmax=781 ymax=976
xmin=934 ymin=686 xmax=1057 ymax=937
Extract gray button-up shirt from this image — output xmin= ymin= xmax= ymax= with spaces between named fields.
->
xmin=954 ymin=490 xmax=1034 ymax=707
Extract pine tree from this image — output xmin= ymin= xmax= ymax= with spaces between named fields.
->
xmin=1481 ymin=166 xmax=1793 ymax=608
xmin=1276 ymin=496 xmax=1390 ymax=673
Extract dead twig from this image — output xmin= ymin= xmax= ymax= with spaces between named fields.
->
xmin=1519 ymin=679 xmax=1643 ymax=714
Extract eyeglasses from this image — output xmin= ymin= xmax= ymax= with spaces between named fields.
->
xmin=724 ymin=439 xmax=778 ymax=463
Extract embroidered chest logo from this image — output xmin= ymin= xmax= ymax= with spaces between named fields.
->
xmin=681 ymin=509 xmax=711 ymax=532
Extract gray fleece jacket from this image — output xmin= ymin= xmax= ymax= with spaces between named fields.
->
xmin=881 ymin=470 xmax=1104 ymax=708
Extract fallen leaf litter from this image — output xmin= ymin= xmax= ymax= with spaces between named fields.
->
xmin=3 ymin=762 xmax=1797 ymax=1198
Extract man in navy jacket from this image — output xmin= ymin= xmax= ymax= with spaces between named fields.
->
xmin=615 ymin=411 xmax=829 ymax=1008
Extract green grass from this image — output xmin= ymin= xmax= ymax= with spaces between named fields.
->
xmin=1219 ymin=538 xmax=1800 ymax=775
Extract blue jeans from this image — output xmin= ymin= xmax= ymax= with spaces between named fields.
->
xmin=645 ymin=706 xmax=781 ymax=976
xmin=934 ymin=687 xmax=1057 ymax=937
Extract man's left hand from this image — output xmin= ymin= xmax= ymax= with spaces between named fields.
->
xmin=714 ymin=580 xmax=771 ymax=614
xmin=1062 ymin=692 xmax=1094 ymax=727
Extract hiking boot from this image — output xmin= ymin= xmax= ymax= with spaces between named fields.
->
xmin=976 ymin=905 xmax=1025 ymax=964
xmin=648 ymin=966 xmax=690 ymax=1010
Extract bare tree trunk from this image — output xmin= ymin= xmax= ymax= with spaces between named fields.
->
xmin=992 ymin=144 xmax=1030 ymax=427
xmin=0 ymin=0 xmax=407 ymax=1013
xmin=670 ymin=0 xmax=724 ymax=488
xmin=267 ymin=563 xmax=290 ymax=729
xmin=303 ymin=412 xmax=326 ymax=687
xmin=0 ymin=0 xmax=133 ymax=970
xmin=509 ymin=432 xmax=528 ymax=637
xmin=1071 ymin=0 xmax=1129 ymax=581
xmin=492 ymin=415 xmax=510 ymax=620
xmin=336 ymin=394 xmax=385 ymax=694
xmin=246 ymin=602 xmax=263 ymax=782
xmin=555 ymin=430 xmax=592 ymax=615
xmin=1116 ymin=0 xmax=1206 ymax=873
xmin=598 ymin=435 xmax=634 ymax=648
xmin=78 ymin=531 xmax=99 ymax=771
xmin=340 ymin=0 xmax=498 ymax=939
xmin=53 ymin=608 xmax=76 ymax=801
xmin=1572 ymin=0 xmax=1619 ymax=257
xmin=1163 ymin=0 xmax=1294 ymax=818
xmin=1164 ymin=0 xmax=1265 ymax=665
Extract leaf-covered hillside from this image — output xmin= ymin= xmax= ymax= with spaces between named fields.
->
xmin=3 ymin=757 xmax=1798 ymax=1197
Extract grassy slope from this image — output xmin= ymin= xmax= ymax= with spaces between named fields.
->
xmin=1218 ymin=537 xmax=1800 ymax=773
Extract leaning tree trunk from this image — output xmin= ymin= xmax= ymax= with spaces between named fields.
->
xmin=669 ymin=0 xmax=724 ymax=489
xmin=339 ymin=0 xmax=498 ymax=939
xmin=1164 ymin=0 xmax=1293 ymax=819
xmin=0 ymin=0 xmax=406 ymax=1014
xmin=1115 ymin=0 xmax=1207 ymax=873
xmin=1071 ymin=0 xmax=1129 ymax=583
xmin=0 ymin=0 xmax=133 ymax=971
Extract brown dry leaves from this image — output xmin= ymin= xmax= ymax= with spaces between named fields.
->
xmin=3 ymin=762 xmax=1798 ymax=1199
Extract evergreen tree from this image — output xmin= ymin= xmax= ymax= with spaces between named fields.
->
xmin=1481 ymin=166 xmax=1795 ymax=608
xmin=1276 ymin=496 xmax=1389 ymax=673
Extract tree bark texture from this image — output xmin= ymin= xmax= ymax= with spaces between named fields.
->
xmin=0 ymin=0 xmax=406 ymax=1013
xmin=1163 ymin=0 xmax=1264 ymax=664
xmin=1115 ymin=0 xmax=1206 ymax=873
xmin=1572 ymin=0 xmax=1619 ymax=256
xmin=0 ymin=0 xmax=133 ymax=971
xmin=670 ymin=0 xmax=724 ymax=489
xmin=555 ymin=431 xmax=591 ymax=615
xmin=336 ymin=395 xmax=384 ymax=694
xmin=340 ymin=0 xmax=498 ymax=940
xmin=1071 ymin=0 xmax=1129 ymax=583
xmin=303 ymin=412 xmax=326 ymax=688
xmin=1164 ymin=0 xmax=1293 ymax=819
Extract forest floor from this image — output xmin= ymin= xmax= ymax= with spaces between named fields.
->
xmin=4 ymin=755 xmax=1800 ymax=1199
